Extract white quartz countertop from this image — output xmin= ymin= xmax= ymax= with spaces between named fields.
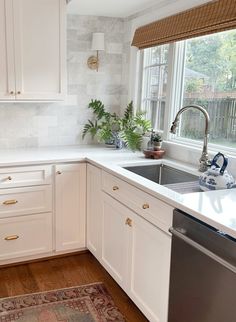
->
xmin=0 ymin=145 xmax=236 ymax=239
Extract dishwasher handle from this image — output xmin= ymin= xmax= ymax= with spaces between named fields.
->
xmin=169 ymin=227 xmax=236 ymax=274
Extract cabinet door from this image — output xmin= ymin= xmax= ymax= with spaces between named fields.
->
xmin=13 ymin=0 xmax=66 ymax=100
xmin=87 ymin=164 xmax=102 ymax=259
xmin=0 ymin=0 xmax=15 ymax=100
xmin=127 ymin=212 xmax=171 ymax=322
xmin=101 ymin=194 xmax=129 ymax=289
xmin=55 ymin=163 xmax=86 ymax=252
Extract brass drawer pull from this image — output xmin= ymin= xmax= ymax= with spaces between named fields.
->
xmin=4 ymin=235 xmax=19 ymax=241
xmin=112 ymin=186 xmax=119 ymax=191
xmin=142 ymin=203 xmax=149 ymax=210
xmin=57 ymin=171 xmax=62 ymax=175
xmin=3 ymin=199 xmax=18 ymax=205
xmin=125 ymin=218 xmax=132 ymax=227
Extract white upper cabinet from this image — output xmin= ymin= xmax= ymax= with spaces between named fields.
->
xmin=0 ymin=0 xmax=15 ymax=100
xmin=0 ymin=0 xmax=66 ymax=101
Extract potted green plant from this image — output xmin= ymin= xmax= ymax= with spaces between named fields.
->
xmin=82 ymin=100 xmax=151 ymax=151
xmin=82 ymin=100 xmax=119 ymax=144
xmin=152 ymin=133 xmax=163 ymax=150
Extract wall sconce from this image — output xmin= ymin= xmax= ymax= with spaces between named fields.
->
xmin=87 ymin=33 xmax=105 ymax=72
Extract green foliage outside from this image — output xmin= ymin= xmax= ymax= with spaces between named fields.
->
xmin=184 ymin=29 xmax=236 ymax=94
xmin=181 ymin=30 xmax=236 ymax=147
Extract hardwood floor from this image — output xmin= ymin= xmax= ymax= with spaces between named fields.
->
xmin=0 ymin=252 xmax=148 ymax=322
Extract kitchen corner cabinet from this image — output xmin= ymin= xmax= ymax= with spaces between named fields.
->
xmin=101 ymin=194 xmax=171 ymax=322
xmin=87 ymin=164 xmax=102 ymax=258
xmin=0 ymin=0 xmax=66 ymax=101
xmin=55 ymin=163 xmax=86 ymax=252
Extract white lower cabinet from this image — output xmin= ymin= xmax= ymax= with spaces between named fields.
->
xmin=100 ymin=193 xmax=171 ymax=322
xmin=101 ymin=194 xmax=129 ymax=289
xmin=87 ymin=164 xmax=102 ymax=258
xmin=0 ymin=162 xmax=87 ymax=265
xmin=55 ymin=163 xmax=86 ymax=252
xmin=127 ymin=210 xmax=171 ymax=322
xmin=0 ymin=212 xmax=53 ymax=260
xmin=0 ymin=186 xmax=52 ymax=218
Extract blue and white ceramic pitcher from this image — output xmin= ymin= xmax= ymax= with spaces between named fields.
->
xmin=199 ymin=152 xmax=235 ymax=191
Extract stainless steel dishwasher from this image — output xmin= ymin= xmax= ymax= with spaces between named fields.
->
xmin=168 ymin=209 xmax=236 ymax=322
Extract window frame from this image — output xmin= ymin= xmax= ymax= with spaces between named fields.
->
xmin=138 ymin=33 xmax=236 ymax=156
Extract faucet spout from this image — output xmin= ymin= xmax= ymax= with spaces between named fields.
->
xmin=170 ymin=104 xmax=211 ymax=172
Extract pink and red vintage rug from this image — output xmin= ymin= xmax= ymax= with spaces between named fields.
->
xmin=0 ymin=282 xmax=125 ymax=322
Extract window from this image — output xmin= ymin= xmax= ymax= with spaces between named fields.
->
xmin=140 ymin=44 xmax=169 ymax=131
xmin=139 ymin=29 xmax=236 ymax=150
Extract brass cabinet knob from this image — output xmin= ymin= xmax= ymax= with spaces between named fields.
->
xmin=112 ymin=186 xmax=119 ymax=191
xmin=9 ymin=91 xmax=14 ymax=95
xmin=3 ymin=199 xmax=18 ymax=205
xmin=4 ymin=235 xmax=19 ymax=241
xmin=17 ymin=91 xmax=21 ymax=95
xmin=57 ymin=171 xmax=62 ymax=175
xmin=7 ymin=176 xmax=12 ymax=181
xmin=142 ymin=203 xmax=150 ymax=210
xmin=125 ymin=218 xmax=132 ymax=227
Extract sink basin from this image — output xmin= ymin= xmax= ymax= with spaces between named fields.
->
xmin=123 ymin=164 xmax=201 ymax=194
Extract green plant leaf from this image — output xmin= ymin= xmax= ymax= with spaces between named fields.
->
xmin=82 ymin=120 xmax=99 ymax=139
xmin=97 ymin=127 xmax=113 ymax=142
xmin=88 ymin=99 xmax=110 ymax=120
xmin=123 ymin=101 xmax=134 ymax=121
xmin=121 ymin=129 xmax=143 ymax=151
xmin=134 ymin=114 xmax=151 ymax=134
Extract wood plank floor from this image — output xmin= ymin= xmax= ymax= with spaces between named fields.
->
xmin=0 ymin=252 xmax=148 ymax=322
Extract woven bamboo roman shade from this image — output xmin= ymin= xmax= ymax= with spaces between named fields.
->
xmin=132 ymin=0 xmax=236 ymax=49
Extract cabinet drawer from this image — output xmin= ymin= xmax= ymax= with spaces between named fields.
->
xmin=0 ymin=212 xmax=52 ymax=261
xmin=102 ymin=171 xmax=173 ymax=233
xmin=0 ymin=186 xmax=52 ymax=218
xmin=0 ymin=165 xmax=52 ymax=188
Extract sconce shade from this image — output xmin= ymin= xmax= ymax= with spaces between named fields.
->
xmin=91 ymin=33 xmax=105 ymax=51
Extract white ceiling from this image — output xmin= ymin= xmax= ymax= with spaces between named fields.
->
xmin=67 ymin=0 xmax=163 ymax=18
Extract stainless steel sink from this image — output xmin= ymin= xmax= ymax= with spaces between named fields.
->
xmin=123 ymin=164 xmax=201 ymax=194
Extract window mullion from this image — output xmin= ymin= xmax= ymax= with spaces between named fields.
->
xmin=137 ymin=50 xmax=144 ymax=112
xmin=163 ymin=41 xmax=186 ymax=140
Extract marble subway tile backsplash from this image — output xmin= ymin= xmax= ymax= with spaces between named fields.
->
xmin=0 ymin=15 xmax=128 ymax=149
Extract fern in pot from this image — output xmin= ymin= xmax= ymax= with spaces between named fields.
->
xmin=82 ymin=99 xmax=151 ymax=151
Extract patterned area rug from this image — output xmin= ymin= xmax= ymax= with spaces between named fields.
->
xmin=0 ymin=282 xmax=125 ymax=322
